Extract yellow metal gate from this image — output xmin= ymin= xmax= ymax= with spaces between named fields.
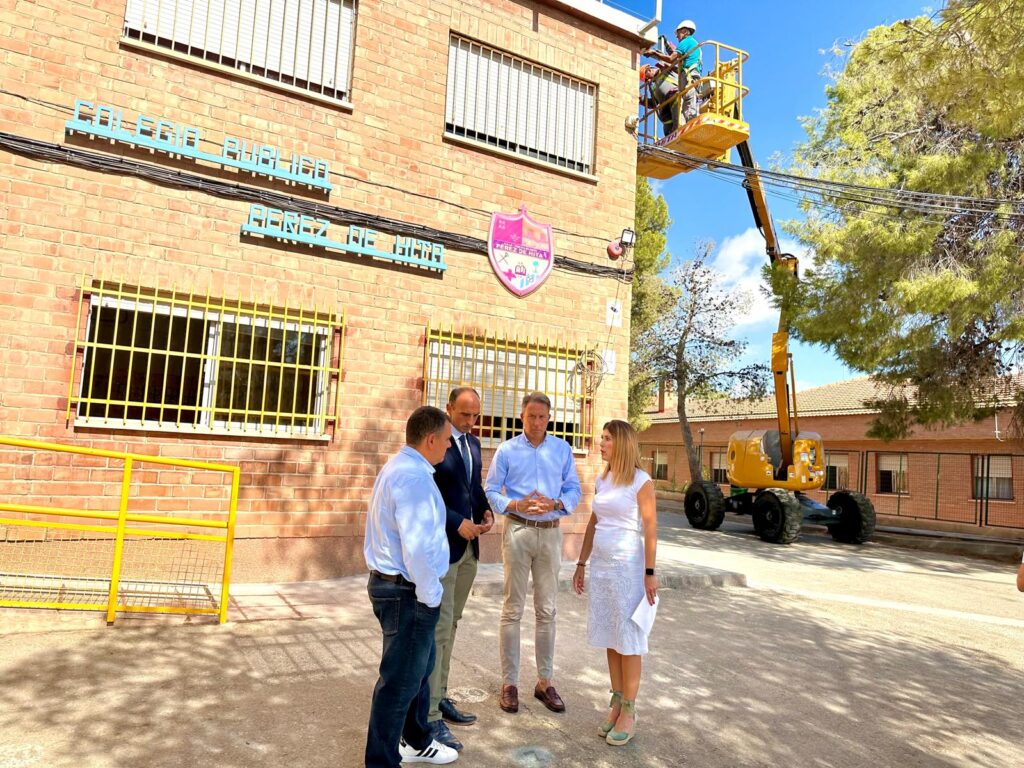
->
xmin=0 ymin=436 xmax=239 ymax=624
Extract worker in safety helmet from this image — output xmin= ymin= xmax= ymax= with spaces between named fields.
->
xmin=643 ymin=20 xmax=702 ymax=127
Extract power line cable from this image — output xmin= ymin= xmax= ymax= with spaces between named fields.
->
xmin=639 ymin=145 xmax=1024 ymax=223
xmin=0 ymin=87 xmax=619 ymax=245
xmin=0 ymin=130 xmax=633 ymax=282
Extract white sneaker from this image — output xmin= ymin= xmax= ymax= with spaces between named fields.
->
xmin=399 ymin=738 xmax=459 ymax=764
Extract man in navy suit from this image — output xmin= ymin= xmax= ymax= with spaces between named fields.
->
xmin=426 ymin=386 xmax=494 ymax=751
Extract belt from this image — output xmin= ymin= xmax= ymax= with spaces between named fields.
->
xmin=507 ymin=513 xmax=560 ymax=529
xmin=371 ymin=570 xmax=414 ymax=586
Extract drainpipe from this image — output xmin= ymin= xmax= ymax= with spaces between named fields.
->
xmin=638 ymin=0 xmax=661 ymax=37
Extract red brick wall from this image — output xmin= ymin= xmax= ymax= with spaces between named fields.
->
xmin=0 ymin=0 xmax=641 ymax=578
xmin=640 ymin=410 xmax=1024 ymax=537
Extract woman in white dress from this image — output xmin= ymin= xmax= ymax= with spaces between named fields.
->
xmin=572 ymin=419 xmax=658 ymax=746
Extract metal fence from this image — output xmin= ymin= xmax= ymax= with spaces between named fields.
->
xmin=68 ymin=278 xmax=345 ymax=440
xmin=641 ymin=443 xmax=1024 ymax=531
xmin=0 ymin=436 xmax=239 ymax=624
xmin=423 ymin=325 xmax=597 ymax=451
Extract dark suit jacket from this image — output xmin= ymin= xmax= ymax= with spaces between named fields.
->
xmin=433 ymin=433 xmax=490 ymax=563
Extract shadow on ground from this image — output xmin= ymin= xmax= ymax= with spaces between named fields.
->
xmin=658 ymin=508 xmax=1004 ymax=582
xmin=0 ymin=580 xmax=1020 ymax=768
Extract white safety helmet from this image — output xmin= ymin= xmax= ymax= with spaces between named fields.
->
xmin=676 ymin=19 xmax=696 ymax=34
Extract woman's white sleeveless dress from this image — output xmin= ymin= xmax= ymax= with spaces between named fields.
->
xmin=586 ymin=469 xmax=653 ymax=655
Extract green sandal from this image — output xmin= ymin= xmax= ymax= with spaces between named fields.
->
xmin=606 ymin=699 xmax=637 ymax=746
xmin=599 ymin=690 xmax=623 ymax=737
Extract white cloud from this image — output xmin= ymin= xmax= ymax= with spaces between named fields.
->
xmin=707 ymin=228 xmax=815 ymax=328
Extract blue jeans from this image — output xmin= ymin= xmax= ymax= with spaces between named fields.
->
xmin=365 ymin=573 xmax=441 ymax=768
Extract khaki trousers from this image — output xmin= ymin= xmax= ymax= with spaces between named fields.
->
xmin=428 ymin=545 xmax=478 ymax=721
xmin=499 ymin=520 xmax=562 ymax=686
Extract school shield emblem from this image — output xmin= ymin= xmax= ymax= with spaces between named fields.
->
xmin=488 ymin=207 xmax=554 ymax=297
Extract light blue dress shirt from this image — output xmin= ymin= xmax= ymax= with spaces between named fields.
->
xmin=485 ymin=434 xmax=582 ymax=523
xmin=364 ymin=445 xmax=450 ymax=607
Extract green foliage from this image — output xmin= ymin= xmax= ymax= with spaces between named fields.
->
xmin=787 ymin=0 xmax=1024 ymax=438
xmin=628 ymin=177 xmax=676 ymax=430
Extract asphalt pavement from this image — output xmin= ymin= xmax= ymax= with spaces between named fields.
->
xmin=1 ymin=508 xmax=1022 ymax=768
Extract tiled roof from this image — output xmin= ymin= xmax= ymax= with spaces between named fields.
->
xmin=650 ymin=377 xmax=891 ymax=423
xmin=650 ymin=375 xmax=1022 ymax=424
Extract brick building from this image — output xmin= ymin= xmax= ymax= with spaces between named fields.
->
xmin=640 ymin=378 xmax=1024 ymax=539
xmin=0 ymin=0 xmax=657 ymax=581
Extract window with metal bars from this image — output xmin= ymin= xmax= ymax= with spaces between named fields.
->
xmin=709 ymin=450 xmax=728 ymax=484
xmin=423 ymin=327 xmax=594 ymax=451
xmin=445 ymin=35 xmax=597 ymax=175
xmin=652 ymin=450 xmax=668 ymax=481
xmin=824 ymin=452 xmax=849 ymax=491
xmin=972 ymin=455 xmax=1014 ymax=500
xmin=877 ymin=453 xmax=909 ymax=495
xmin=70 ymin=281 xmax=344 ymax=438
xmin=122 ymin=0 xmax=356 ymax=104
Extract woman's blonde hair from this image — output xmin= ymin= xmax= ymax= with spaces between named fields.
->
xmin=601 ymin=419 xmax=642 ymax=486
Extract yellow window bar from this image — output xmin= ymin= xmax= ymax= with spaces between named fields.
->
xmin=423 ymin=325 xmax=595 ymax=451
xmin=0 ymin=435 xmax=240 ymax=624
xmin=66 ymin=277 xmax=346 ymax=440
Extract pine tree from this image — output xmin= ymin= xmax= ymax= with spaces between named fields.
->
xmin=786 ymin=0 xmax=1024 ymax=438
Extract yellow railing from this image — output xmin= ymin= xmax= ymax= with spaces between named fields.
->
xmin=638 ymin=39 xmax=750 ymax=144
xmin=0 ymin=436 xmax=239 ymax=624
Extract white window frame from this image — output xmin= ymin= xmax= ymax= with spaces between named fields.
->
xmin=973 ymin=455 xmax=1014 ymax=501
xmin=122 ymin=0 xmax=357 ymax=106
xmin=652 ymin=450 xmax=668 ymax=481
xmin=710 ymin=450 xmax=729 ymax=484
xmin=877 ymin=453 xmax=909 ymax=495
xmin=445 ymin=34 xmax=597 ymax=176
xmin=824 ymin=452 xmax=849 ymax=491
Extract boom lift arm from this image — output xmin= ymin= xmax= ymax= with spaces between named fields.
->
xmin=649 ymin=39 xmax=876 ymax=545
xmin=735 ymin=140 xmax=800 ymax=479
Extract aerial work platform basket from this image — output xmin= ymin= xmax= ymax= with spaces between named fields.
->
xmin=636 ymin=41 xmax=750 ymax=179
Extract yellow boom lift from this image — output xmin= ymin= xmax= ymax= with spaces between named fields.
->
xmin=636 ymin=39 xmax=875 ymax=544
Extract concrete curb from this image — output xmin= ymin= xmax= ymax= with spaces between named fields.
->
xmin=660 ymin=499 xmax=1024 ymax=563
xmin=869 ymin=529 xmax=1023 ymax=562
xmin=468 ymin=561 xmax=747 ymax=597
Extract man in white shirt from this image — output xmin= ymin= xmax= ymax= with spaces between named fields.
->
xmin=425 ymin=387 xmax=494 ymax=752
xmin=364 ymin=406 xmax=458 ymax=767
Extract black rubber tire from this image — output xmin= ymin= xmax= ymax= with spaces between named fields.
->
xmin=826 ymin=491 xmax=877 ymax=544
xmin=752 ymin=507 xmax=768 ymax=536
xmin=683 ymin=481 xmax=726 ymax=531
xmin=753 ymin=489 xmax=802 ymax=544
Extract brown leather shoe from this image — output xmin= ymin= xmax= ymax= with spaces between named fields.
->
xmin=499 ymin=684 xmax=519 ymax=713
xmin=534 ymin=684 xmax=566 ymax=713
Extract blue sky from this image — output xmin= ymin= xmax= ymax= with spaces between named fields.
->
xmin=611 ymin=0 xmax=932 ymax=390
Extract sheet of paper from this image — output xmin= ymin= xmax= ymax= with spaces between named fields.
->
xmin=630 ymin=593 xmax=659 ymax=635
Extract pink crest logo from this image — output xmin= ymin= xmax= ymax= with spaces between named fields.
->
xmin=488 ymin=206 xmax=554 ymax=297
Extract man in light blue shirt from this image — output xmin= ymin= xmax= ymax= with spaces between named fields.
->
xmin=364 ymin=406 xmax=458 ymax=767
xmin=486 ymin=391 xmax=582 ymax=715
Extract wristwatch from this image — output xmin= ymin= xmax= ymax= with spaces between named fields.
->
xmin=554 ymin=499 xmax=564 ymax=511
xmin=645 ymin=567 xmax=655 ymax=576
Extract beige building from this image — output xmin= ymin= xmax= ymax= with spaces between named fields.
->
xmin=0 ymin=0 xmax=659 ymax=580
xmin=640 ymin=378 xmax=1024 ymax=539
